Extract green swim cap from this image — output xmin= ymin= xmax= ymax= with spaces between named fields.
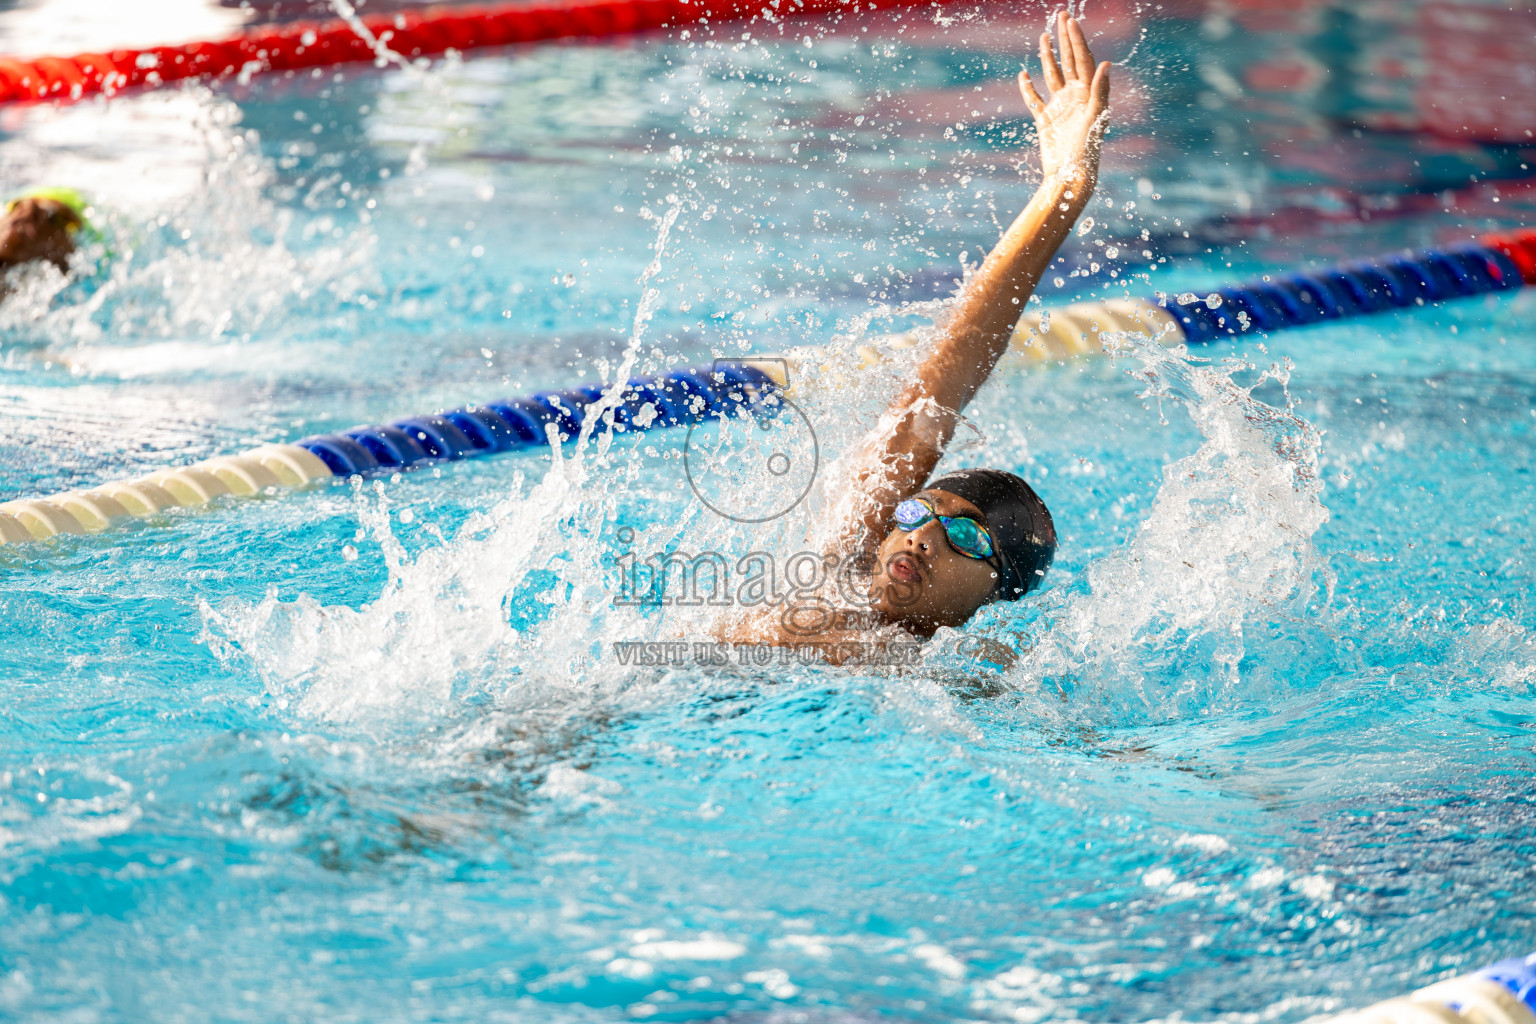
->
xmin=6 ymin=186 xmax=97 ymax=239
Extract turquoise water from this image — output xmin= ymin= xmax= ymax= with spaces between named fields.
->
xmin=2 ymin=5 xmax=1534 ymax=1022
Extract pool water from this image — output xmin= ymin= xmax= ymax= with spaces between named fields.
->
xmin=1 ymin=3 xmax=1534 ymax=1021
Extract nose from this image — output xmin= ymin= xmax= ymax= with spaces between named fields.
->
xmin=904 ymin=518 xmax=944 ymax=554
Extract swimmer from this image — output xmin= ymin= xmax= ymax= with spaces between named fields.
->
xmin=717 ymin=12 xmax=1110 ymax=661
xmin=0 ymin=187 xmax=89 ymax=298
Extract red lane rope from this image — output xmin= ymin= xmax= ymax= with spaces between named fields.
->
xmin=0 ymin=0 xmax=942 ymax=106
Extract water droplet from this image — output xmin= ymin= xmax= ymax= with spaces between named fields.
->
xmin=1205 ymin=293 xmax=1223 ymax=309
xmin=1076 ymin=216 xmax=1095 ymax=236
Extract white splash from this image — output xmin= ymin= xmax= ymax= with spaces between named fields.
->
xmin=0 ymin=91 xmax=378 ymax=356
xmin=202 ymin=203 xmax=688 ymax=722
xmin=1014 ymin=331 xmax=1332 ymax=720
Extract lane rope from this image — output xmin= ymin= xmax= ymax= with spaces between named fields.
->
xmin=1 ymin=228 xmax=1531 ymax=544
xmin=0 ymin=0 xmax=955 ymax=107
xmin=0 ymin=363 xmax=780 ymax=542
xmin=1327 ymin=950 xmax=1536 ymax=1024
xmin=1012 ymin=227 xmax=1534 ymax=362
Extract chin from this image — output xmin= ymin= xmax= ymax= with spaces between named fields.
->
xmin=876 ymin=593 xmax=942 ymax=635
xmin=896 ymin=611 xmax=945 ymax=638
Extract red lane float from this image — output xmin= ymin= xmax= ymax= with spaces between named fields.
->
xmin=1482 ymin=227 xmax=1536 ymax=286
xmin=0 ymin=0 xmax=941 ymax=106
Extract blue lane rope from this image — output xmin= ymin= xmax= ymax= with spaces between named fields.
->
xmin=294 ymin=237 xmax=1531 ymax=480
xmin=1156 ymin=241 xmax=1525 ymax=345
xmin=4 ymin=232 xmax=1533 ymax=542
xmin=1335 ymin=949 xmax=1536 ymax=1024
xmin=293 ymin=362 xmax=782 ymax=478
xmin=1474 ymin=952 xmax=1536 ymax=1013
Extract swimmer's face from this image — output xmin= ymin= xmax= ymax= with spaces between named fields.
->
xmin=0 ymin=198 xmax=80 ymax=272
xmin=870 ymin=488 xmax=1001 ymax=635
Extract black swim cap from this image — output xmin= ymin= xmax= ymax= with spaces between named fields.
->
xmin=925 ymin=468 xmax=1056 ymax=601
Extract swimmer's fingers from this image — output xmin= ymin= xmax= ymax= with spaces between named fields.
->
xmin=1018 ymin=69 xmax=1047 ymax=117
xmin=1064 ymin=13 xmax=1097 ymax=82
xmin=1037 ymin=30 xmax=1065 ymax=92
xmin=1091 ymin=60 xmax=1111 ymax=117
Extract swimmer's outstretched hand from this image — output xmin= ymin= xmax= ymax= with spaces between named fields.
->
xmin=1018 ymin=11 xmax=1111 ymax=189
xmin=835 ymin=11 xmax=1112 ymax=551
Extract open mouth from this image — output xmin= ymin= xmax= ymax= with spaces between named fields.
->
xmin=888 ymin=552 xmax=924 ymax=585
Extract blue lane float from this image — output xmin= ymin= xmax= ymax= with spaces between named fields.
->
xmin=1151 ymin=242 xmax=1524 ymax=346
xmin=292 ymin=362 xmax=783 ymax=478
xmin=1475 ymin=953 xmax=1536 ymax=1013
xmin=1330 ymin=949 xmax=1536 ymax=1024
xmin=1016 ymin=230 xmax=1532 ymax=360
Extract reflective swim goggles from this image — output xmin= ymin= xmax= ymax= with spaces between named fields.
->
xmin=893 ymin=496 xmax=997 ymax=561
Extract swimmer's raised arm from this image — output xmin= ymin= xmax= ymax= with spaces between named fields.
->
xmin=845 ymin=12 xmax=1109 ymax=547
